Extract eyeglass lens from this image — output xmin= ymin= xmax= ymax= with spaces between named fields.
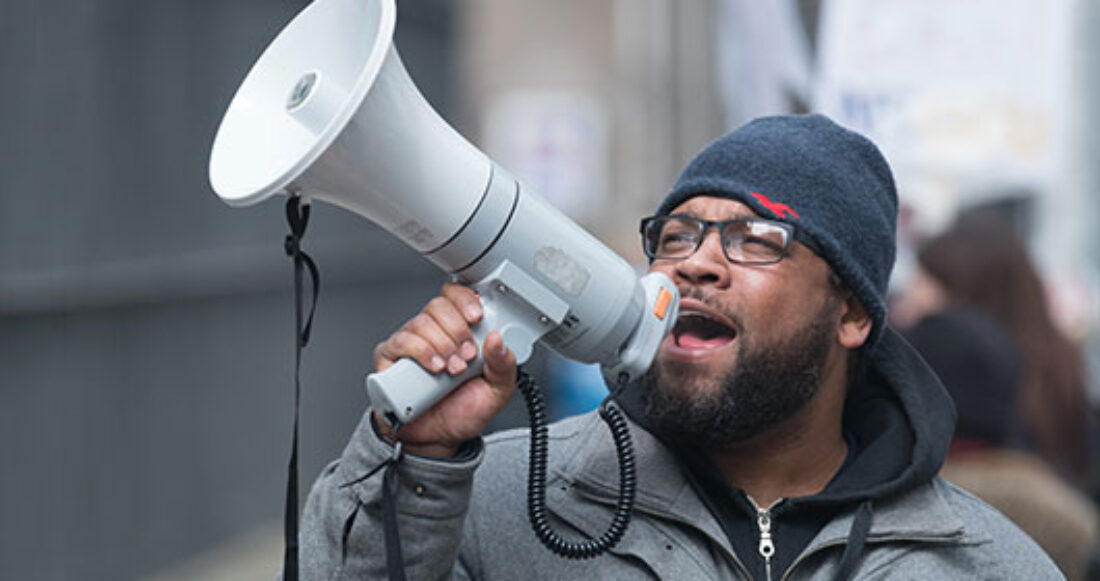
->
xmin=645 ymin=216 xmax=790 ymax=264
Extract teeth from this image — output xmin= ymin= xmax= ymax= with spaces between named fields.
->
xmin=677 ymin=309 xmax=717 ymax=322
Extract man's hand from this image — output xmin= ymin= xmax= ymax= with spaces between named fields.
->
xmin=372 ymin=282 xmax=517 ymax=458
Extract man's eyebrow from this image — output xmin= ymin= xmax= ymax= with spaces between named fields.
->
xmin=668 ymin=211 xmax=761 ymax=221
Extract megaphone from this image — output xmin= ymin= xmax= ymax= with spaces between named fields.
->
xmin=208 ymin=0 xmax=678 ymax=426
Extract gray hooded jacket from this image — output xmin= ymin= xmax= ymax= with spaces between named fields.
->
xmin=300 ymin=329 xmax=1062 ymax=579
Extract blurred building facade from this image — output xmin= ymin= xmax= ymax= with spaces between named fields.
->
xmin=459 ymin=0 xmax=727 ymax=259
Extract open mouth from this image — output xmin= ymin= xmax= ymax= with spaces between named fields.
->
xmin=672 ymin=310 xmax=737 ymax=350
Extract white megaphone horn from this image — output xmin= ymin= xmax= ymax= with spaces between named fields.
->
xmin=209 ymin=0 xmax=679 ymax=425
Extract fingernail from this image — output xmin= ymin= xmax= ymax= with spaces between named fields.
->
xmin=430 ymin=355 xmax=445 ymax=372
xmin=466 ymin=304 xmax=482 ymax=320
xmin=460 ymin=340 xmax=477 ymax=360
xmin=448 ymin=354 xmax=467 ymax=374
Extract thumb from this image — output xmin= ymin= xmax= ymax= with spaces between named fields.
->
xmin=481 ymin=331 xmax=517 ymax=393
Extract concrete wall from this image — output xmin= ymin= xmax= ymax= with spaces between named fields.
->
xmin=0 ymin=1 xmax=452 ymax=579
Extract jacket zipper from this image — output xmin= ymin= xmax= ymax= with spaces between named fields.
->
xmin=747 ymin=496 xmax=783 ymax=581
xmin=574 ymin=478 xmax=968 ymax=580
xmin=756 ymin=507 xmax=775 ymax=581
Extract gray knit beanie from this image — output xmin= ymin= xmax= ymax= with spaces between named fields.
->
xmin=656 ymin=114 xmax=898 ymax=349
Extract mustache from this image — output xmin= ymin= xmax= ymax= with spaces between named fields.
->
xmin=677 ymin=286 xmax=743 ymax=331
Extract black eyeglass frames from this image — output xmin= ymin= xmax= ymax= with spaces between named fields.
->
xmin=639 ymin=214 xmax=800 ymax=265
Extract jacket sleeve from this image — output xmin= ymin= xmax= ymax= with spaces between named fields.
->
xmin=299 ymin=409 xmax=484 ymax=580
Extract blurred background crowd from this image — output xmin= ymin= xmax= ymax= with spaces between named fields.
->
xmin=2 ymin=0 xmax=1099 ymax=579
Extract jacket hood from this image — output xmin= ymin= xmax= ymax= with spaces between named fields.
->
xmin=804 ymin=326 xmax=956 ymax=506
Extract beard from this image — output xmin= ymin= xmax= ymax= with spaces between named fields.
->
xmin=639 ymin=304 xmax=837 ymax=450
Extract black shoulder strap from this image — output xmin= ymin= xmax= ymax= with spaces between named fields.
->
xmin=282 ymin=196 xmax=320 ymax=581
xmin=382 ymin=438 xmax=408 ymax=581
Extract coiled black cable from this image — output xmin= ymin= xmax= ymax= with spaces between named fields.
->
xmin=516 ymin=368 xmax=637 ymax=559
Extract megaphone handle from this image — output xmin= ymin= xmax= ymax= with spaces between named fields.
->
xmin=366 ymin=352 xmax=486 ymax=425
xmin=365 ymin=285 xmax=547 ymax=425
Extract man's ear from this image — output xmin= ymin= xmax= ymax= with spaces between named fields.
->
xmin=837 ymin=294 xmax=872 ymax=349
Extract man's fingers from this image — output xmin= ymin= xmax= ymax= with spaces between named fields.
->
xmin=406 ymin=309 xmax=463 ymax=367
xmin=374 ymin=328 xmax=446 ymax=374
xmin=481 ymin=331 xmax=516 ymax=391
xmin=374 ymin=282 xmax=485 ymax=376
xmin=423 ymin=296 xmax=478 ymax=364
xmin=441 ymin=282 xmax=483 ymax=324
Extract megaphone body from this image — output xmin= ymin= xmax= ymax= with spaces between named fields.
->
xmin=209 ymin=0 xmax=679 ymax=425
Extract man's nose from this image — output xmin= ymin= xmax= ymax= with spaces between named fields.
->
xmin=673 ymin=231 xmax=730 ymax=288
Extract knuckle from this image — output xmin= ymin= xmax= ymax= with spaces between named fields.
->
xmin=443 ymin=282 xmax=477 ymax=304
xmin=442 ymin=281 xmax=466 ymax=295
xmin=450 ymin=322 xmax=474 ymax=342
xmin=412 ymin=342 xmax=436 ymax=363
xmin=406 ymin=313 xmax=431 ymax=334
xmin=390 ymin=330 xmax=419 ymax=354
xmin=373 ymin=336 xmax=400 ymax=369
xmin=427 ymin=295 xmax=452 ymax=313
xmin=390 ymin=332 xmax=433 ymax=363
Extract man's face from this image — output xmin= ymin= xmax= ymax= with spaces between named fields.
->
xmin=641 ymin=196 xmax=844 ymax=448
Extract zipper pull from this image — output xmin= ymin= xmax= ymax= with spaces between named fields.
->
xmin=757 ymin=508 xmax=775 ymax=581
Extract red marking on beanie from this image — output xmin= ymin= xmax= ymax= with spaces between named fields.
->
xmin=751 ymin=191 xmax=800 ymax=220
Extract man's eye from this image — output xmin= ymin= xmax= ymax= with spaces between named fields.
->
xmin=741 ymin=236 xmax=783 ymax=250
xmin=660 ymin=232 xmax=696 ymax=249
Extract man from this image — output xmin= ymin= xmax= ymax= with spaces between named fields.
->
xmin=301 ymin=114 xmax=1061 ymax=579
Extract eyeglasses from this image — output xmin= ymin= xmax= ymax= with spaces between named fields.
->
xmin=640 ymin=214 xmax=810 ymax=265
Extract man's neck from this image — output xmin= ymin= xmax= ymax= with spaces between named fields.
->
xmin=707 ymin=397 xmax=849 ymax=508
